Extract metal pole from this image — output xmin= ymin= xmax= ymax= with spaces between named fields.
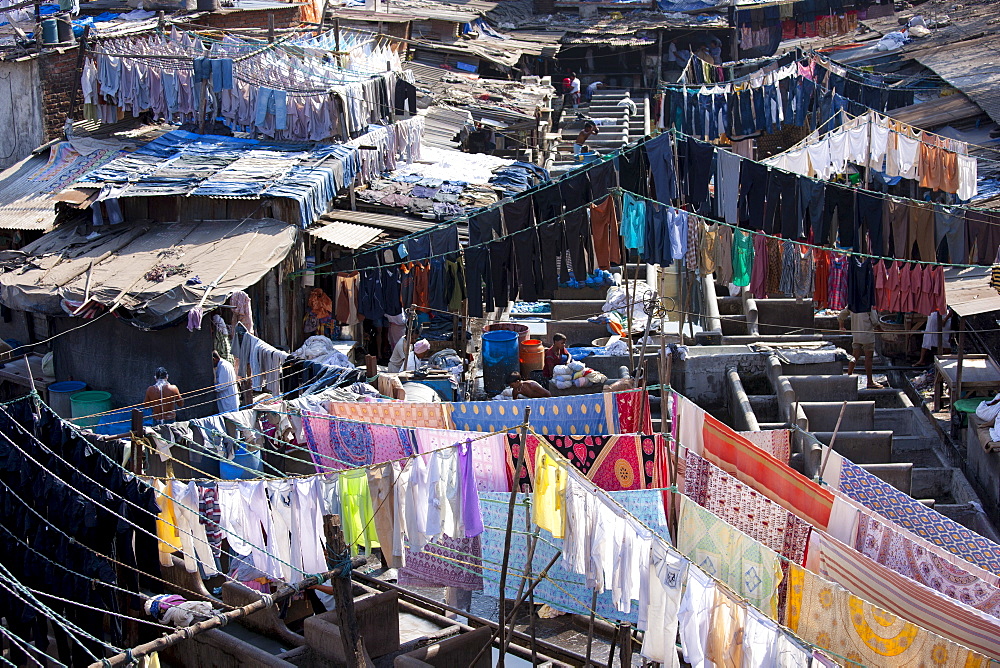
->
xmin=497 ymin=406 xmax=531 ymax=668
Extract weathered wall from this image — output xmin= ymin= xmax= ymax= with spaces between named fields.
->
xmin=0 ymin=58 xmax=44 ymax=168
xmin=51 ymin=315 xmax=217 ymax=419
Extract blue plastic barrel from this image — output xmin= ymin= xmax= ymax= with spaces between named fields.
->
xmin=41 ymin=18 xmax=58 ymax=44
xmin=482 ymin=329 xmax=520 ymax=394
xmin=220 ymin=444 xmax=262 ymax=480
xmin=48 ymin=380 xmax=86 ymax=419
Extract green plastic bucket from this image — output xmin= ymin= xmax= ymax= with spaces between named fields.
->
xmin=71 ymin=391 xmax=113 ymax=428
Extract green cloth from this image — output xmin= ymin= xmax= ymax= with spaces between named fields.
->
xmin=731 ymin=229 xmax=754 ymax=287
xmin=338 ymin=468 xmax=380 ymax=556
xmin=677 ymin=497 xmax=782 ymax=616
xmin=954 ymin=398 xmax=981 ymax=414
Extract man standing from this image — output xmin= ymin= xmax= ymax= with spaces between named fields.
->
xmin=838 ymin=308 xmax=883 ymax=389
xmin=144 ymin=367 xmax=183 ymax=424
xmin=569 ymin=73 xmax=581 ymax=107
xmin=213 ymin=350 xmax=239 ymax=414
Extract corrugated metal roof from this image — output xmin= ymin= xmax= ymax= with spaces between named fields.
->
xmin=320 ymin=208 xmax=469 ymax=240
xmin=912 ymin=36 xmax=1000 ymax=126
xmin=0 ymin=154 xmax=60 ymax=231
xmin=306 ymin=220 xmax=384 ymax=248
xmin=945 ymin=265 xmax=1000 ymax=317
xmin=423 ymin=106 xmax=472 ymax=150
xmin=0 ymin=138 xmax=128 ymax=231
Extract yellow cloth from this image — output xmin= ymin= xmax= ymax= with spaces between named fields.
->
xmin=338 ymin=468 xmax=380 ymax=556
xmin=706 ymin=588 xmax=745 ymax=668
xmin=154 ymin=481 xmax=182 ymax=567
xmin=785 ymin=563 xmax=987 ymax=667
xmin=532 ymin=441 xmax=567 ymax=538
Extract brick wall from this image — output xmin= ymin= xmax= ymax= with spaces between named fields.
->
xmin=198 ymin=5 xmax=301 ymax=31
xmin=38 ymin=46 xmax=80 ymax=141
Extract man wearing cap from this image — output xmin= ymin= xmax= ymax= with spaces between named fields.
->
xmin=388 ymin=330 xmax=430 ymax=373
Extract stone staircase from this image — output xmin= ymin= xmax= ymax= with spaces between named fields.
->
xmin=553 ymin=89 xmax=648 ymax=169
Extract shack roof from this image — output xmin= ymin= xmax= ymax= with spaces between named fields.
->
xmin=0 ymin=217 xmax=297 ymax=328
xmin=944 ymin=266 xmax=1000 ymax=318
xmin=0 ymin=135 xmax=138 ymax=232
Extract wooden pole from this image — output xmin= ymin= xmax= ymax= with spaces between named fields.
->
xmin=497 ymin=406 xmax=531 ymax=668
xmin=469 ymin=550 xmax=561 ymax=668
xmin=499 ymin=514 xmax=539 ymax=657
xmin=334 ymin=17 xmax=341 ymax=67
xmin=130 ymin=408 xmax=145 ymax=475
xmin=817 ymin=400 xmax=847 ymax=482
xmin=268 ymin=12 xmax=275 ymax=43
xmin=65 ymin=24 xmax=90 ymax=125
xmin=583 ymin=589 xmax=599 ymax=668
xmin=618 ymin=622 xmax=634 ymax=668
xmin=955 ymin=317 xmax=966 ymax=407
xmin=323 ymin=515 xmax=372 ymax=668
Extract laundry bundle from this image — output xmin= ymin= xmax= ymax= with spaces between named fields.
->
xmin=551 ymin=360 xmax=607 ymax=390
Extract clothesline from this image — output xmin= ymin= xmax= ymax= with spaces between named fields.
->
xmin=619 ymin=186 xmax=980 ymax=268
xmin=676 ymin=128 xmax=999 ymax=219
xmin=1 ymin=400 xmax=316 ymax=585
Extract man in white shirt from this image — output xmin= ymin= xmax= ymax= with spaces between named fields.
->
xmin=569 ymin=74 xmax=581 ymax=107
xmin=388 ymin=333 xmax=430 ymax=373
xmin=213 ymin=350 xmax=239 ymax=413
xmin=585 ymin=81 xmax=603 ymax=101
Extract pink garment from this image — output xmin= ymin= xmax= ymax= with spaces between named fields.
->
xmin=749 ymin=232 xmax=769 ymax=299
xmin=415 ymin=428 xmax=511 ymax=493
xmin=186 ymin=306 xmax=203 ymax=332
xmin=229 ymin=290 xmax=253 ymax=334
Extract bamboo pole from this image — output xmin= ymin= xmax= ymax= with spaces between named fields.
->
xmin=88 ymin=568 xmax=345 ymax=667
xmin=496 ymin=406 xmax=531 ymax=667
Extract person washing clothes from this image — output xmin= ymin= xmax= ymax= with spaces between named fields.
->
xmin=388 ymin=330 xmax=430 ymax=373
xmin=585 ymin=81 xmax=604 ymax=102
xmin=574 ymin=121 xmax=599 ymax=155
xmin=543 ymin=333 xmax=572 ymax=379
xmin=506 ymin=372 xmax=551 ymax=399
xmin=144 ymin=367 xmax=183 ymax=424
xmin=213 ymin=350 xmax=239 ymax=414
xmin=838 ymin=307 xmax=883 ymax=389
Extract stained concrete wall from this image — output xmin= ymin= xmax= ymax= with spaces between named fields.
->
xmin=51 ymin=314 xmax=216 ymax=419
xmin=966 ymin=415 xmax=1000 ymax=525
xmin=670 ymin=347 xmax=768 ymax=413
xmin=0 ymin=59 xmax=44 ymax=169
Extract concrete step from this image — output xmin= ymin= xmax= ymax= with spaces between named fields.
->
xmin=554 ymin=285 xmax=608 ymax=300
xmin=544 ymin=320 xmax=611 ymax=347
xmin=811 ymin=430 xmax=892 ymax=464
xmin=800 ymin=401 xmax=875 ymax=431
xmin=859 ymin=462 xmax=912 ymax=494
xmin=550 ymin=299 xmax=605 ymax=320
